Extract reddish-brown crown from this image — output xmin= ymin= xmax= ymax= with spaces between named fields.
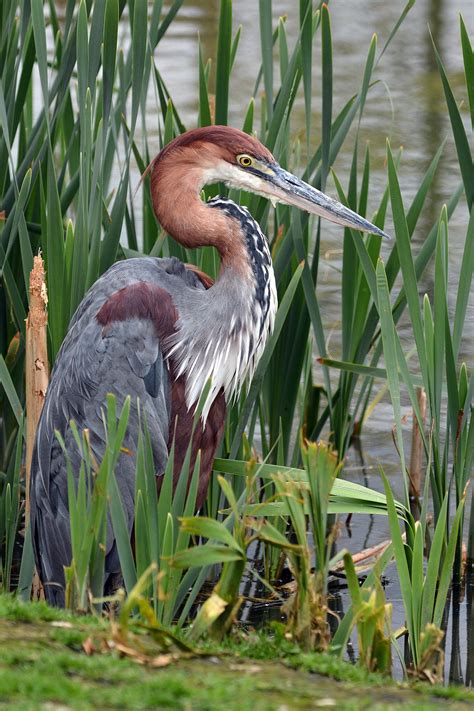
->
xmin=153 ymin=125 xmax=275 ymax=168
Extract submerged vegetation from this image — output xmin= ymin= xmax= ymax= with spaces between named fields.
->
xmin=0 ymin=0 xmax=472 ymax=695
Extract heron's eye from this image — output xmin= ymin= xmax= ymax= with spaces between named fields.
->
xmin=237 ymin=154 xmax=253 ymax=168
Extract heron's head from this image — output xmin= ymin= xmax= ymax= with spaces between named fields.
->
xmin=152 ymin=125 xmax=389 ymax=239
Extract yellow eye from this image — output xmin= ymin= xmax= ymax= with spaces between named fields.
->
xmin=238 ymin=154 xmax=253 ymax=168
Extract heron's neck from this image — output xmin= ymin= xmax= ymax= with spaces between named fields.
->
xmin=151 ymin=164 xmax=252 ymax=277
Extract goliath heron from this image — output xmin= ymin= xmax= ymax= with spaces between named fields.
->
xmin=30 ymin=126 xmax=387 ymax=605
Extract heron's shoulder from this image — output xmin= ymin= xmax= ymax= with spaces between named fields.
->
xmin=95 ymin=257 xmax=209 ymax=295
xmin=67 ymin=258 xmax=207 ymax=328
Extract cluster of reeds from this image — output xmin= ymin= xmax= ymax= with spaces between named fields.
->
xmin=0 ymin=0 xmax=472 ymax=684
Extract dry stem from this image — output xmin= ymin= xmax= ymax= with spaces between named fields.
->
xmin=25 ymin=255 xmax=49 ymax=600
xmin=25 ymin=255 xmax=49 ymax=514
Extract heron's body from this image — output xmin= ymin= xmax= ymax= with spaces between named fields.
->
xmin=30 ymin=126 xmax=387 ymax=605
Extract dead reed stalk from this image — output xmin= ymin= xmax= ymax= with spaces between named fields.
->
xmin=25 ymin=255 xmax=49 ymax=516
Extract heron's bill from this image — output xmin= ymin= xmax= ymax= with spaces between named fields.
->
xmin=268 ymin=165 xmax=390 ymax=240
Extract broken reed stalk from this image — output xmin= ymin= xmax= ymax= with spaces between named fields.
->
xmin=25 ymin=255 xmax=49 ymax=517
xmin=408 ymin=387 xmax=426 ymax=520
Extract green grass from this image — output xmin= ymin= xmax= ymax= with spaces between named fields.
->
xmin=0 ymin=596 xmax=472 ymax=711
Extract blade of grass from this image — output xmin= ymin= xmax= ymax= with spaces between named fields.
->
xmin=215 ymin=0 xmax=232 ymax=126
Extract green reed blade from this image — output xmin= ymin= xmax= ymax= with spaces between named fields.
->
xmin=300 ymin=0 xmax=313 ymax=146
xmin=432 ymin=34 xmax=474 ymax=209
xmin=278 ymin=17 xmax=288 ymax=81
xmin=18 ymin=218 xmax=33 ymax=294
xmin=432 ymin=209 xmax=448 ymax=427
xmin=0 ymin=354 xmax=22 ymax=425
xmin=0 ymin=168 xmax=32 ymax=288
xmin=387 ymin=142 xmax=429 ymax=392
xmin=411 ymin=521 xmax=424 ymax=643
xmin=99 ymin=165 xmax=130 ymax=272
xmin=377 ymin=0 xmax=415 ymax=64
xmin=242 ymin=98 xmax=254 ymax=133
xmin=76 ymin=0 xmax=89 ymax=112
xmin=12 ymin=26 xmax=36 ymax=140
xmin=103 ymin=0 xmax=119 ymax=129
xmin=109 ymin=467 xmax=137 ymax=593
xmin=259 ymin=0 xmax=273 ymax=122
xmin=45 ymin=148 xmax=65 ymax=360
xmin=0 ymin=242 xmax=27 ymax=331
xmin=172 ymin=544 xmax=243 ymax=569
xmin=330 ymin=542 xmax=393 ymax=657
xmin=453 ymin=207 xmax=474 ymax=358
xmin=131 ymin=0 xmax=147 ymax=136
xmin=264 ymin=26 xmax=302 ymax=152
xmin=88 ymin=0 xmax=106 ymax=96
xmin=340 ymin=151 xmax=359 ymax=365
xmin=230 ymin=24 xmax=241 ymax=71
xmin=320 ymin=3 xmax=332 ymax=189
xmin=433 ymin=492 xmax=467 ymax=627
xmin=317 ymin=357 xmax=422 ymax=388
xmin=214 ymin=457 xmax=408 ymax=518
xmin=198 ymin=40 xmax=212 ymax=128
xmin=380 ymin=467 xmax=416 ymax=661
xmin=215 ymin=0 xmax=232 ymax=126
xmin=30 ymin=0 xmax=49 ymax=114
xmin=154 ymin=0 xmax=184 ymax=47
xmin=460 ymin=15 xmax=474 ymax=129
xmin=376 ymin=259 xmax=409 ymax=505
xmin=407 ymin=141 xmax=446 ymax=233
xmin=421 ymin=491 xmax=449 ymax=629
xmin=178 ymin=517 xmax=240 ymax=551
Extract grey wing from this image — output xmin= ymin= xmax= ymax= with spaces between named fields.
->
xmin=30 ymin=257 xmax=200 ymax=605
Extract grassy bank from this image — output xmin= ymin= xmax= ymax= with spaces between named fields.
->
xmin=0 ymin=596 xmax=473 ymax=711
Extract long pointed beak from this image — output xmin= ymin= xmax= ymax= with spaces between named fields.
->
xmin=267 ymin=165 xmax=390 ymax=239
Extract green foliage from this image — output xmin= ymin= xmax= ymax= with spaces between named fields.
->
xmin=0 ymin=418 xmax=23 ymax=593
xmin=381 ymin=467 xmax=466 ymax=681
xmin=57 ymin=395 xmax=131 ymax=609
xmin=342 ymin=552 xmax=392 ymax=675
xmin=272 ymin=441 xmax=340 ymax=651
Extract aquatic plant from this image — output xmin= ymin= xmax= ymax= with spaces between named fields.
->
xmin=59 ymin=395 xmax=131 ymax=610
xmin=273 ymin=440 xmax=341 ymax=651
xmin=381 ymin=467 xmax=466 ymax=682
xmin=342 ymin=552 xmax=393 ymax=676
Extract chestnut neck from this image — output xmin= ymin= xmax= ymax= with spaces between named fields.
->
xmin=150 ymin=155 xmax=251 ymax=278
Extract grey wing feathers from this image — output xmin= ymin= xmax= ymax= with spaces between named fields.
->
xmin=30 ymin=257 xmax=204 ymax=605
